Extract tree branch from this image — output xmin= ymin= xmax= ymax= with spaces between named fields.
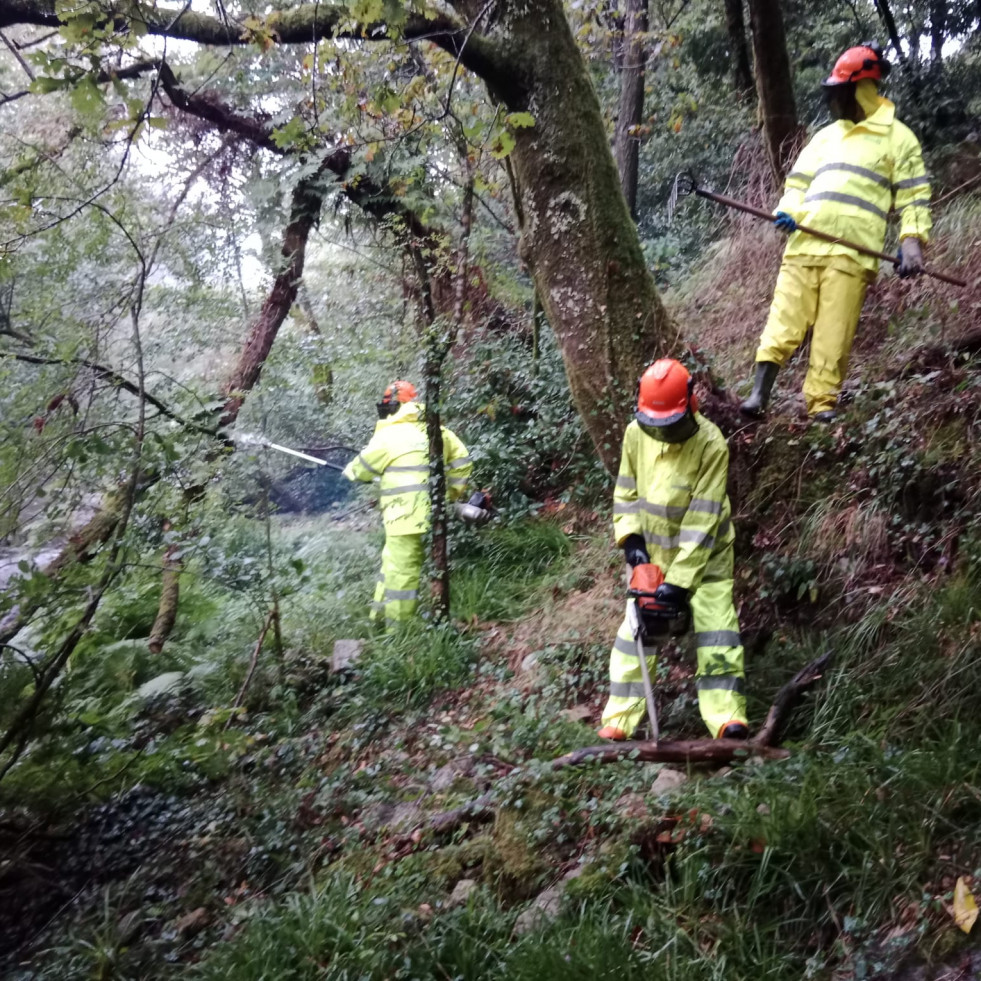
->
xmin=0 ymin=351 xmax=218 ymax=437
xmin=0 ymin=2 xmax=517 ymax=95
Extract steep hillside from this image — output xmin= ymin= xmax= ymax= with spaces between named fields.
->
xmin=5 ymin=201 xmax=981 ymax=980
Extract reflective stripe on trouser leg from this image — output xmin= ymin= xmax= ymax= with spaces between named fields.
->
xmin=373 ymin=533 xmax=424 ymax=623
xmin=804 ymin=264 xmax=868 ymax=415
xmin=691 ymin=576 xmax=746 ymax=738
xmin=755 ymin=259 xmax=819 ymax=368
xmin=601 ymin=600 xmax=659 ymax=739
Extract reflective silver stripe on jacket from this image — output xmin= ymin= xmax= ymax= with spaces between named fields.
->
xmin=695 ymin=675 xmax=745 ymax=693
xmin=905 ymin=198 xmax=931 ymax=209
xmin=448 ymin=456 xmax=472 ymax=469
xmin=614 ymin=502 xmax=639 ymax=515
xmin=642 ymin=519 xmax=730 ymax=552
xmin=893 ymin=175 xmax=930 ymax=190
xmin=357 ymin=453 xmax=382 ymax=476
xmin=639 ymin=500 xmax=688 ymax=521
xmin=387 ymin=463 xmax=429 ymax=473
xmin=787 ymin=170 xmax=813 ymax=186
xmin=380 ymin=483 xmax=428 ymax=496
xmin=616 ymin=475 xmax=636 ymax=490
xmin=448 ymin=477 xmax=468 ymax=487
xmin=609 ymin=681 xmax=648 ymax=699
xmin=803 ymin=190 xmax=888 ymax=220
xmin=694 ymin=630 xmax=742 ymax=648
xmin=385 ymin=588 xmax=418 ymax=601
xmin=688 ymin=497 xmax=722 ymax=515
xmin=815 ymin=162 xmax=891 ymax=188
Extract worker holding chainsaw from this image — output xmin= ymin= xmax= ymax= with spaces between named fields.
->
xmin=598 ymin=359 xmax=748 ymax=742
xmin=741 ymin=41 xmax=931 ymax=423
xmin=343 ymin=381 xmax=475 ymax=625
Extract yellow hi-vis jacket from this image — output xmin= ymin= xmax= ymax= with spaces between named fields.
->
xmin=613 ymin=415 xmax=733 ymax=592
xmin=776 ymin=95 xmax=931 ymax=274
xmin=342 ymin=401 xmax=472 ymax=536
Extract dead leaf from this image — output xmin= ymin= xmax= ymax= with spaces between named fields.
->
xmin=954 ymin=876 xmax=978 ymax=933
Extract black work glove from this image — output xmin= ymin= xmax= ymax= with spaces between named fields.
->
xmin=622 ymin=534 xmax=649 ymax=568
xmin=654 ymin=582 xmax=690 ymax=611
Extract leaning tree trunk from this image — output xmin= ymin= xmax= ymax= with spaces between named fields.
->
xmin=747 ymin=0 xmax=801 ymax=183
xmin=723 ymin=0 xmax=754 ymax=97
xmin=614 ymin=0 xmax=649 ymax=218
xmin=486 ymin=0 xmax=673 ymax=473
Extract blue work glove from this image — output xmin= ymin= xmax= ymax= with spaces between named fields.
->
xmin=773 ymin=211 xmax=797 ymax=233
xmin=897 ymin=238 xmax=924 ymax=279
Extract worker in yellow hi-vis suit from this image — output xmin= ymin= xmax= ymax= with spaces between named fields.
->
xmin=343 ymin=381 xmax=472 ymax=624
xmin=599 ymin=359 xmax=748 ymax=742
xmin=741 ymin=41 xmax=931 ymax=423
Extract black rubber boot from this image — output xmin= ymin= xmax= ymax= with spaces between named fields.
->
xmin=720 ymin=722 xmax=749 ymax=740
xmin=812 ymin=410 xmax=837 ymax=424
xmin=739 ymin=362 xmax=779 ymax=419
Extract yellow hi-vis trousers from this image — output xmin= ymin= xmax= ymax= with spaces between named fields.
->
xmin=756 ymin=256 xmax=870 ymax=415
xmin=601 ymin=578 xmax=746 ymax=739
xmin=371 ymin=533 xmax=425 ymax=624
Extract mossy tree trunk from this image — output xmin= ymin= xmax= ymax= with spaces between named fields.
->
xmin=723 ymin=0 xmax=755 ymax=97
xmin=468 ymin=0 xmax=672 ymax=472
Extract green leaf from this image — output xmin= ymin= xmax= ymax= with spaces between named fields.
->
xmin=505 ymin=111 xmax=536 ymax=129
xmin=490 ymin=129 xmax=516 ymax=160
xmin=70 ymin=76 xmax=105 ymax=118
xmin=29 ymin=76 xmax=69 ymax=94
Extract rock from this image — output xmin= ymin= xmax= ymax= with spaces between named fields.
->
xmin=561 ymin=705 xmax=592 ymax=724
xmin=448 ymin=879 xmax=478 ymax=907
xmin=513 ymin=868 xmax=582 ymax=935
xmin=390 ymin=801 xmax=423 ymax=832
xmin=430 ymin=756 xmax=476 ymax=792
xmin=331 ymin=639 xmax=363 ymax=673
xmin=174 ymin=907 xmax=209 ymax=938
xmin=650 ymin=768 xmax=688 ymax=796
xmin=519 ymin=652 xmax=539 ymax=673
xmin=614 ymin=792 xmax=647 ymax=820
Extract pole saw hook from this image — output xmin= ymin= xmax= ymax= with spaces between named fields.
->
xmin=666 ymin=171 xmax=699 ymax=223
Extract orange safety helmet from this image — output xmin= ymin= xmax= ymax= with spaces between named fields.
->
xmin=376 ymin=380 xmax=418 ymax=419
xmin=381 ymin=380 xmax=418 ymax=405
xmin=823 ymin=41 xmax=891 ymax=87
xmin=636 ymin=358 xmax=698 ymax=427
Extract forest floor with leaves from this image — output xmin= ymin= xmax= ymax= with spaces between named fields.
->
xmin=6 ymin=201 xmax=981 ymax=978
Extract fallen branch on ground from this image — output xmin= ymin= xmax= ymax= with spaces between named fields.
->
xmin=426 ymin=651 xmax=833 ymax=837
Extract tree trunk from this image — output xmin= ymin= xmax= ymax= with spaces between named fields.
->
xmin=723 ymin=0 xmax=754 ymax=97
xmin=219 ymin=164 xmax=329 ymax=428
xmin=614 ymin=0 xmax=649 ymax=218
xmin=747 ymin=0 xmax=802 ymax=183
xmin=489 ymin=0 xmax=672 ymax=472
xmin=930 ymin=0 xmax=947 ymax=65
xmin=147 ymin=543 xmax=181 ymax=654
xmin=873 ymin=0 xmax=906 ymax=66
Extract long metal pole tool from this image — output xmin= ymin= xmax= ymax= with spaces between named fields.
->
xmin=235 ymin=434 xmax=354 ymax=472
xmin=669 ymin=173 xmax=967 ymax=288
xmin=628 ymin=600 xmax=659 ymax=744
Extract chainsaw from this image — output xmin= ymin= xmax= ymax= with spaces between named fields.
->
xmin=626 ymin=563 xmax=691 ymax=743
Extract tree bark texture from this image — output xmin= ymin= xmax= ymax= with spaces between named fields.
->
xmin=614 ymin=0 xmax=649 ymax=217
xmin=484 ymin=0 xmax=673 ymax=472
xmin=723 ymin=0 xmax=754 ymax=97
xmin=747 ymin=0 xmax=802 ymax=184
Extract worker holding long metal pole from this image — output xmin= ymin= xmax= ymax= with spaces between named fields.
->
xmin=740 ymin=41 xmax=933 ymax=423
